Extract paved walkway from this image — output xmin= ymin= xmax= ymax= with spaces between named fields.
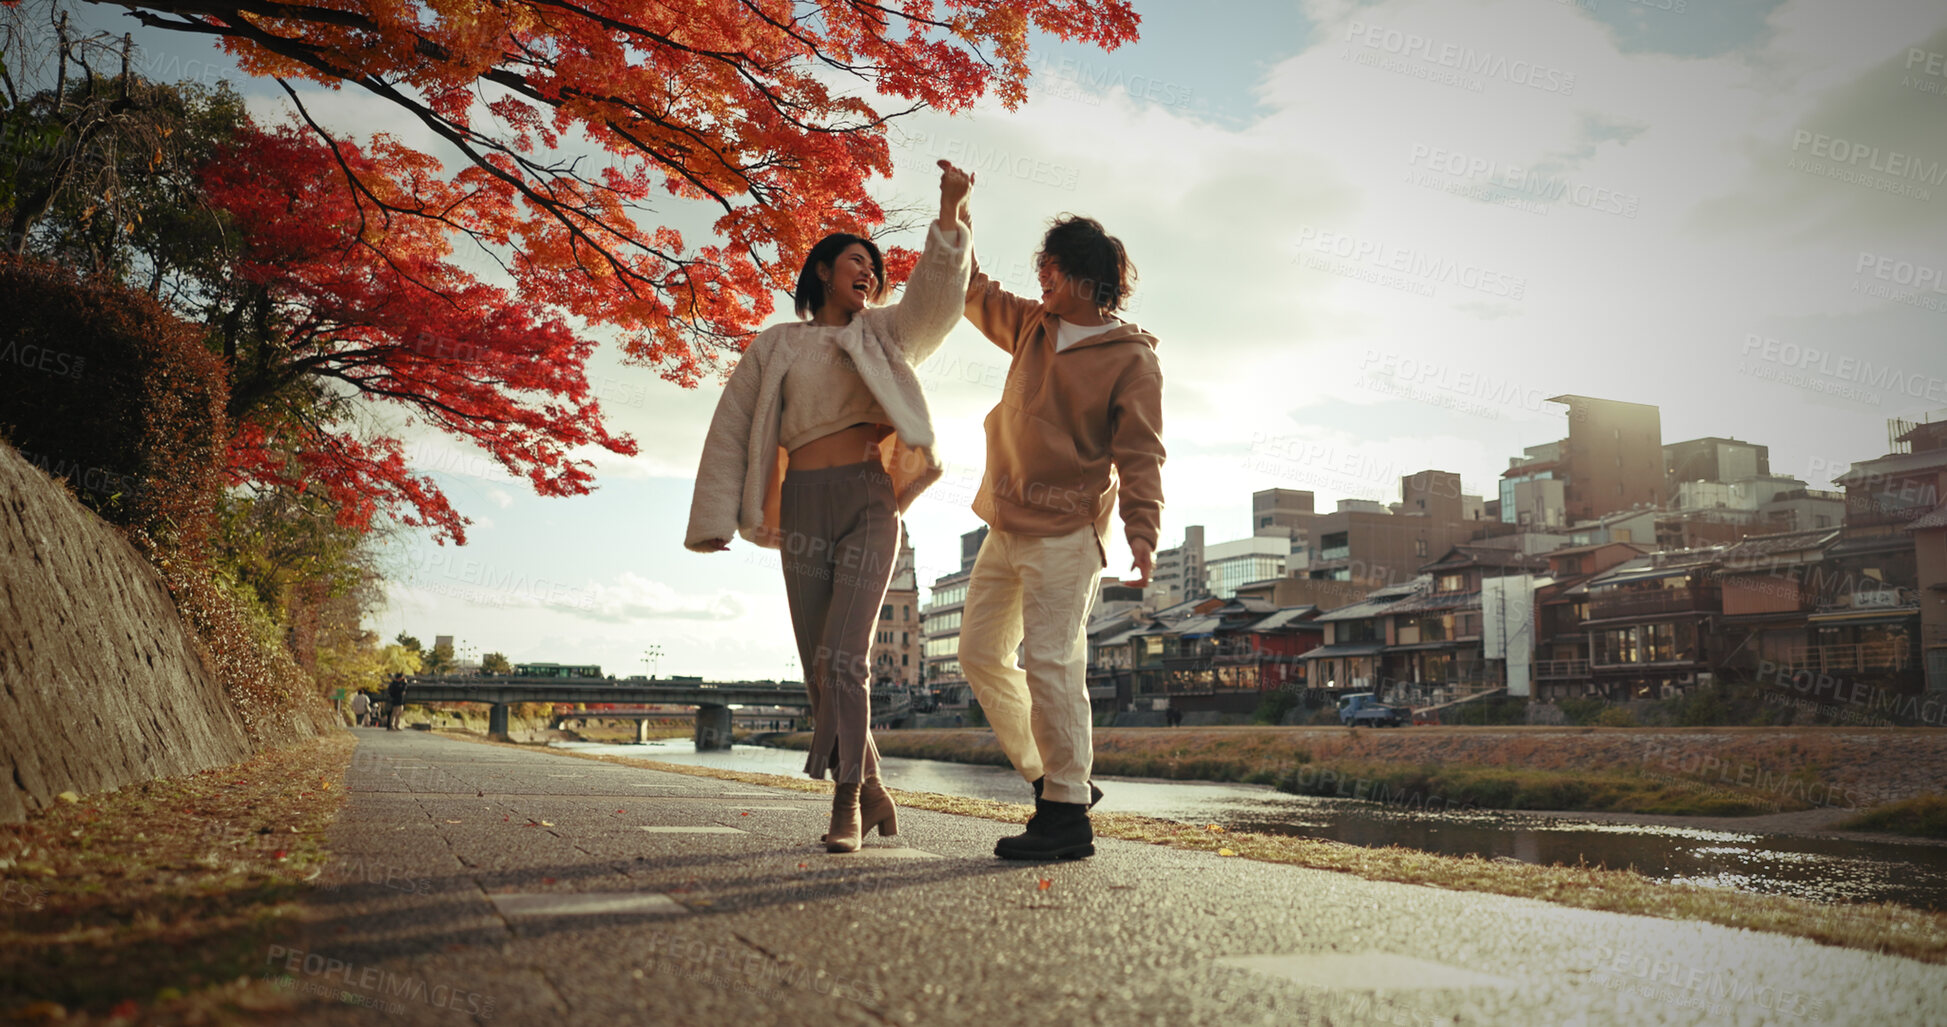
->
xmin=266 ymin=729 xmax=1946 ymax=1026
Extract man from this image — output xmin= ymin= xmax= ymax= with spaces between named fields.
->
xmin=959 ymin=214 xmax=1165 ymax=860
xmin=385 ymin=672 xmax=408 ymax=731
xmin=350 ymin=689 xmax=371 ymax=727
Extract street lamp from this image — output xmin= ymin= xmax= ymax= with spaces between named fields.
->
xmin=644 ymin=645 xmax=663 ymax=679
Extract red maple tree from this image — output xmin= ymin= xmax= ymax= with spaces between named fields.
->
xmin=95 ymin=0 xmax=1140 ymax=384
xmin=201 ymin=121 xmax=635 ymax=544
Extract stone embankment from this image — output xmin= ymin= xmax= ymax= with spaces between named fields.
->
xmin=0 ymin=443 xmax=253 ymax=821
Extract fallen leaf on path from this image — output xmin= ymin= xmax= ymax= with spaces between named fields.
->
xmin=1205 ymin=824 xmax=1224 ymax=833
xmin=57 ymin=791 xmax=79 ymax=804
xmin=1218 ymin=848 xmax=1237 ymax=857
xmin=1037 ymin=879 xmax=1052 ymax=891
xmin=445 ymin=819 xmax=463 ymax=824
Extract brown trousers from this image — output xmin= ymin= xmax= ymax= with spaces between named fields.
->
xmin=780 ymin=461 xmax=899 ymax=783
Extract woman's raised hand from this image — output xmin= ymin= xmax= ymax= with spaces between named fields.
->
xmin=937 ymin=159 xmax=973 ymax=227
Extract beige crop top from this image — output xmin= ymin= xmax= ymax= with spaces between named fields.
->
xmin=777 ymin=327 xmax=891 ymax=452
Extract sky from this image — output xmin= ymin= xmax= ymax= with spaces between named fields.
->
xmin=56 ymin=0 xmax=1947 ymax=681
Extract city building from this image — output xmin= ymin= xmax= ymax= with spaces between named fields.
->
xmin=1906 ymin=504 xmax=1947 ymax=692
xmin=1203 ymin=534 xmax=1295 ymax=599
xmin=1146 ymin=524 xmax=1206 ymax=607
xmin=1580 ymin=548 xmax=1727 ymax=700
xmin=1298 ymin=473 xmax=1501 ymax=588
xmin=869 ymin=531 xmax=923 ymax=688
xmin=1504 ymin=396 xmax=1663 ymax=531
xmin=1376 ymin=544 xmax=1547 ymax=706
xmin=1253 ymin=488 xmax=1315 ymax=544
xmin=1810 ymin=413 xmax=1947 ymax=695
xmin=1531 ymin=542 xmax=1650 ymax=700
xmin=920 ymin=526 xmax=987 ymax=705
xmin=1299 ymin=577 xmax=1427 ymax=698
xmin=1664 ymin=436 xmax=1770 ymax=494
xmin=1548 ymin=394 xmax=1667 ymax=521
xmin=1712 ymin=527 xmax=1844 ymax=683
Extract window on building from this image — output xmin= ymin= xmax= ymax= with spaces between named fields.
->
xmin=902 ymin=654 xmax=909 ymax=666
xmin=1415 ymin=539 xmax=1428 ymax=557
xmin=881 ymin=604 xmax=892 ymax=620
xmin=901 ymin=632 xmax=908 ymax=646
xmin=1644 ymin=623 xmax=1676 ymax=662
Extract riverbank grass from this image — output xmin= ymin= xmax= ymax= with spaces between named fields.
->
xmin=468 ymin=737 xmax=1947 ymax=966
xmin=0 ymin=733 xmax=353 ymax=1024
xmin=1844 ymin=794 xmax=1947 ymax=839
xmin=774 ymin=729 xmax=1803 ymax=817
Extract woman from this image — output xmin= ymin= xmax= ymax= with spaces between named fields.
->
xmin=686 ymin=160 xmax=974 ymax=852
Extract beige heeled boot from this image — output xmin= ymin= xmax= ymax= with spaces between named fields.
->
xmin=859 ymin=776 xmax=899 ymax=838
xmin=825 ymin=782 xmax=862 ymax=853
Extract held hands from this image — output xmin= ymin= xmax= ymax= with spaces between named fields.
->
xmin=937 ymin=159 xmax=973 ymax=227
xmin=700 ymin=538 xmax=731 ymax=552
xmin=1122 ymin=538 xmax=1155 ymax=588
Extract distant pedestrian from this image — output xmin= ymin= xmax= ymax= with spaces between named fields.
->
xmin=385 ymin=673 xmax=407 ymax=730
xmin=350 ymin=690 xmax=371 ymax=727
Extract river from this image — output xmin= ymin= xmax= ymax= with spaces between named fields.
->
xmin=554 ymin=738 xmax=1947 ymax=911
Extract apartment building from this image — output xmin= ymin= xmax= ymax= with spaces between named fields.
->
xmin=869 ymin=532 xmax=923 ymax=688
xmin=920 ymin=526 xmax=987 ymax=704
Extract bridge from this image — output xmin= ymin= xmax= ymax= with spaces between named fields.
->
xmin=398 ymin=677 xmax=811 ymax=749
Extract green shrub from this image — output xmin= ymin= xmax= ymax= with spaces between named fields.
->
xmin=1558 ymin=697 xmax=1607 ymax=726
xmin=1594 ymin=706 xmax=1637 ymax=728
xmin=1252 ymin=686 xmax=1303 ymax=725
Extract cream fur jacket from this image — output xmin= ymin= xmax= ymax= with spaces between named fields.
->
xmin=685 ymin=220 xmax=971 ymax=551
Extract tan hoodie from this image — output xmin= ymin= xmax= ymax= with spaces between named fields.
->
xmin=962 ymin=268 xmax=1166 ymax=557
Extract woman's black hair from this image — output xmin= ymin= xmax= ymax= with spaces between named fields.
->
xmin=794 ymin=232 xmax=887 ymax=318
xmin=1035 ymin=214 xmax=1137 ymax=313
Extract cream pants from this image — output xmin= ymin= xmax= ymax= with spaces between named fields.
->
xmin=957 ymin=525 xmax=1102 ymax=805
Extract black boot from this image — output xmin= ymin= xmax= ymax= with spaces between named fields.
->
xmin=995 ymin=800 xmax=1094 ymax=860
xmin=1031 ymin=776 xmax=1105 ymax=809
